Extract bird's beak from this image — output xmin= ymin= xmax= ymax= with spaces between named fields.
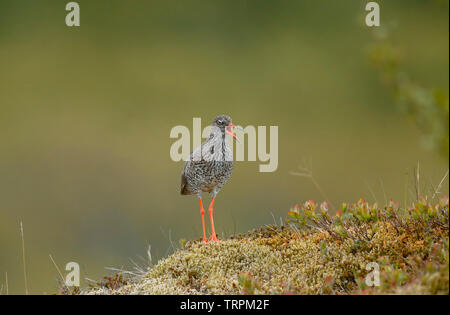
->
xmin=226 ymin=124 xmax=237 ymax=139
xmin=226 ymin=124 xmax=241 ymax=143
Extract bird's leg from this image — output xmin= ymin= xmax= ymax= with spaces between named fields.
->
xmin=208 ymin=198 xmax=220 ymax=243
xmin=199 ymin=199 xmax=208 ymax=243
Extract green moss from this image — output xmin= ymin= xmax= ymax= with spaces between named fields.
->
xmin=82 ymin=197 xmax=449 ymax=295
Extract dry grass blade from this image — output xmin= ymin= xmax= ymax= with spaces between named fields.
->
xmin=103 ymin=244 xmax=154 ymax=284
xmin=49 ymin=254 xmax=69 ymax=292
xmin=5 ymin=272 xmax=8 ymax=295
xmin=414 ymin=161 xmax=421 ymax=201
xmin=290 ymin=157 xmax=336 ymax=211
xmin=379 ymin=177 xmax=388 ymax=205
xmin=432 ymin=169 xmax=449 ymax=200
xmin=20 ymin=221 xmax=28 ymax=295
xmin=365 ymin=179 xmax=378 ymax=203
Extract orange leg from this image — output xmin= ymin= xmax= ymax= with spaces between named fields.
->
xmin=199 ymin=200 xmax=208 ymax=243
xmin=208 ymin=198 xmax=220 ymax=243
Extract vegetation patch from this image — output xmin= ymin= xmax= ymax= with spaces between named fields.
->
xmin=82 ymin=197 xmax=448 ymax=295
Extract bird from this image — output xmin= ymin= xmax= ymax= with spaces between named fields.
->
xmin=180 ymin=115 xmax=239 ymax=244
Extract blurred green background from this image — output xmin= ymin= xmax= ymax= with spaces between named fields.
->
xmin=0 ymin=0 xmax=448 ymax=294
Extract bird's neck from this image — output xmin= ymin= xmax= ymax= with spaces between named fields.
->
xmin=209 ymin=130 xmax=227 ymax=145
xmin=209 ymin=130 xmax=232 ymax=161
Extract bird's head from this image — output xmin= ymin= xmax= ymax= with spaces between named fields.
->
xmin=211 ymin=115 xmax=238 ymax=140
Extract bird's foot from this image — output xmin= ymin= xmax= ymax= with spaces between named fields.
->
xmin=202 ymin=237 xmax=208 ymax=244
xmin=208 ymin=234 xmax=220 ymax=243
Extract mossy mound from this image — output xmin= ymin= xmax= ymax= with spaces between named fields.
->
xmin=82 ymin=198 xmax=449 ymax=295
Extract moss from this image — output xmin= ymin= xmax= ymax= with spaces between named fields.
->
xmin=82 ymin=197 xmax=449 ymax=295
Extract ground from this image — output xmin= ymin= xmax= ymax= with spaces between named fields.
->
xmin=78 ymin=198 xmax=449 ymax=295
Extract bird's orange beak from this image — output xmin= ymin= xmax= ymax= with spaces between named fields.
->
xmin=226 ymin=123 xmax=237 ymax=140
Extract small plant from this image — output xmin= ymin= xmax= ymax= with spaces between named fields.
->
xmin=287 ymin=197 xmax=448 ymax=294
xmin=238 ymin=272 xmax=261 ymax=295
xmin=92 ymin=273 xmax=129 ymax=291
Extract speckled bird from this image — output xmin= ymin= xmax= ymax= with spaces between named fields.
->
xmin=181 ymin=115 xmax=239 ymax=243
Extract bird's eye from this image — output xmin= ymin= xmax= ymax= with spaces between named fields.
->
xmin=218 ymin=120 xmax=223 ymax=124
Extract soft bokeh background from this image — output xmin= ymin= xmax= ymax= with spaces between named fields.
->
xmin=0 ymin=0 xmax=448 ymax=294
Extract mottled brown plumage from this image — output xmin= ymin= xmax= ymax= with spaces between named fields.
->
xmin=181 ymin=115 xmax=234 ymax=198
xmin=180 ymin=115 xmax=237 ymax=243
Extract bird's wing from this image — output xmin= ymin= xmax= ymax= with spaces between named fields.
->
xmin=190 ymin=138 xmax=217 ymax=162
xmin=180 ymin=138 xmax=213 ymax=195
xmin=180 ymin=159 xmax=190 ymax=195
xmin=180 ymin=172 xmax=188 ymax=195
xmin=190 ymin=143 xmax=204 ymax=162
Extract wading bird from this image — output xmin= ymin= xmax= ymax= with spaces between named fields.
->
xmin=180 ymin=115 xmax=239 ymax=243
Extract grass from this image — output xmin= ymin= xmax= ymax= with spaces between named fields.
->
xmin=78 ymin=196 xmax=449 ymax=295
xmin=20 ymin=221 xmax=28 ymax=295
